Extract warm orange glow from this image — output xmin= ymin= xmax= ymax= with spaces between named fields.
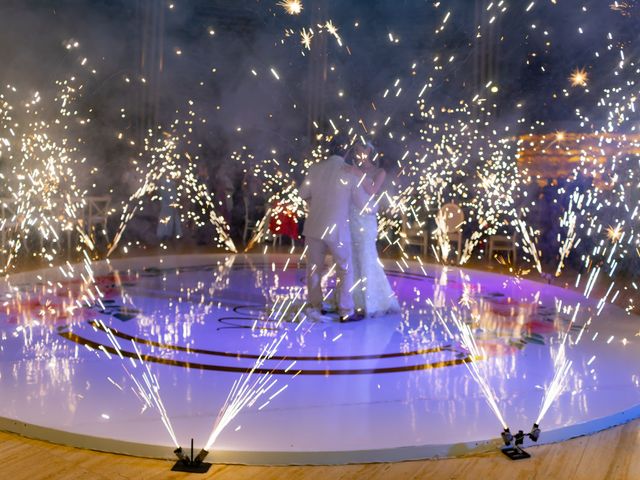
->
xmin=569 ymin=67 xmax=588 ymax=87
xmin=516 ymin=132 xmax=640 ymax=186
xmin=606 ymin=225 xmax=623 ymax=242
xmin=277 ymin=0 xmax=303 ymax=15
xmin=301 ymin=28 xmax=313 ymax=50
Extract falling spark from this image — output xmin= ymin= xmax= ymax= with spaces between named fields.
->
xmin=301 ymin=28 xmax=313 ymax=50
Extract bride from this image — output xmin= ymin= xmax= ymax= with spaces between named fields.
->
xmin=347 ymin=141 xmax=401 ymax=317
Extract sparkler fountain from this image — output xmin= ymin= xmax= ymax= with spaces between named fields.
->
xmin=108 ymin=117 xmax=237 ymax=257
xmin=1 ymin=0 xmax=640 ymax=470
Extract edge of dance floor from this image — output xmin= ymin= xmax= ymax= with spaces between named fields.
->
xmin=2 ymin=404 xmax=640 ymax=465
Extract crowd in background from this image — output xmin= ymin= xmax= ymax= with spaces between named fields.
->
xmin=34 ymin=154 xmax=634 ymax=281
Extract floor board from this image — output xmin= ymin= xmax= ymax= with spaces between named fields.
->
xmin=1 ymin=419 xmax=639 ymax=479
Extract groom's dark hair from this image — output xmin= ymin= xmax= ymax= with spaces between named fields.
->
xmin=328 ymin=133 xmax=350 ymax=156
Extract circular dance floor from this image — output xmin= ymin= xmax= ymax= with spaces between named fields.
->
xmin=1 ymin=253 xmax=639 ymax=464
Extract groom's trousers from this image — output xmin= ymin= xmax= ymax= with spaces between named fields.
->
xmin=305 ymin=236 xmax=355 ymax=316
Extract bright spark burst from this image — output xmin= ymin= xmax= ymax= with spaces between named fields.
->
xmin=277 ymin=0 xmax=303 ymax=15
xmin=569 ymin=67 xmax=589 ymax=87
xmin=324 ymin=20 xmax=342 ymax=46
xmin=606 ymin=224 xmax=623 ymax=242
xmin=301 ymin=27 xmax=313 ymax=50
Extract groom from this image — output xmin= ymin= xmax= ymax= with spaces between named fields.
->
xmin=299 ymin=134 xmax=369 ymax=322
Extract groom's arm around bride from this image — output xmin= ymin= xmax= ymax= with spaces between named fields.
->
xmin=299 ymin=136 xmax=369 ymax=320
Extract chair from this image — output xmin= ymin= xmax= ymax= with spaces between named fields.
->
xmin=401 ymin=213 xmax=429 ymax=257
xmin=0 ymin=197 xmax=18 ymax=254
xmin=436 ymin=203 xmax=464 ymax=262
xmin=85 ymin=195 xmax=112 ymax=241
xmin=242 ymin=197 xmax=267 ymax=246
xmin=488 ymin=233 xmax=517 ymax=264
xmin=242 ymin=196 xmax=257 ymax=245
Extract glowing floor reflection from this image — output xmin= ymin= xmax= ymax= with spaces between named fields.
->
xmin=1 ymin=253 xmax=639 ymax=464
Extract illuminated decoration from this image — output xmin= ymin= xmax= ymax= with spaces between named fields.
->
xmin=516 ymin=132 xmax=640 ymax=186
xmin=610 ymin=1 xmax=633 ymax=16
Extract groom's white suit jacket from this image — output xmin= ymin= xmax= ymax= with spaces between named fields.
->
xmin=299 ymin=155 xmax=369 ymax=244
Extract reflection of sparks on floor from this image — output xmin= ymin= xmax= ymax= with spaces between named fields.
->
xmin=2 ymin=254 xmax=639 ymax=462
xmin=277 ymin=0 xmax=303 ymax=15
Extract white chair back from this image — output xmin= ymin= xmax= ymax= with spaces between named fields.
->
xmin=0 ymin=197 xmax=16 ymax=218
xmin=86 ymin=196 xmax=111 ymax=225
xmin=438 ymin=203 xmax=464 ymax=233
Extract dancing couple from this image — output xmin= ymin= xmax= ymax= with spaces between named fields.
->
xmin=299 ymin=135 xmax=400 ymax=322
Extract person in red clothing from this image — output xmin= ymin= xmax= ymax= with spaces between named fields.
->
xmin=269 ymin=203 xmax=299 ymax=239
xmin=268 ymin=185 xmax=300 ymax=240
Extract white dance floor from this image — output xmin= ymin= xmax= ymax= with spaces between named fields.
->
xmin=1 ymin=253 xmax=639 ymax=464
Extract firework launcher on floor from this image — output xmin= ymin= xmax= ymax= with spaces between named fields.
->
xmin=500 ymin=424 xmax=541 ymax=460
xmin=172 ymin=439 xmax=211 ymax=473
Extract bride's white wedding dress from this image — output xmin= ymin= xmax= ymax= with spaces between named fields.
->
xmin=350 ymin=203 xmax=401 ymax=316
